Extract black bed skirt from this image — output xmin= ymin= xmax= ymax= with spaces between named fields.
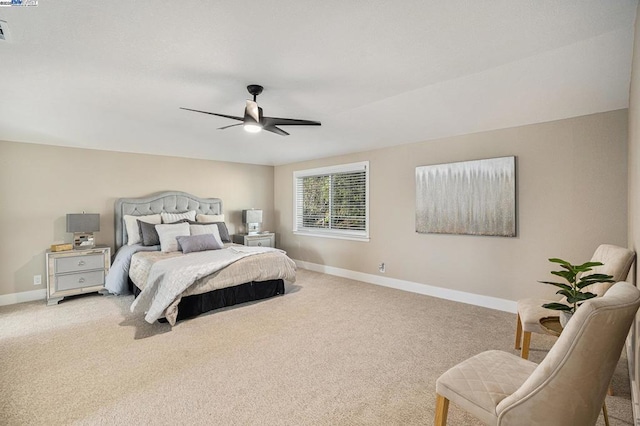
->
xmin=132 ymin=279 xmax=285 ymax=323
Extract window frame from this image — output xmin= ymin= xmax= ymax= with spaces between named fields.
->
xmin=293 ymin=161 xmax=370 ymax=242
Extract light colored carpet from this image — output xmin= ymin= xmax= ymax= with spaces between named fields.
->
xmin=0 ymin=269 xmax=633 ymax=425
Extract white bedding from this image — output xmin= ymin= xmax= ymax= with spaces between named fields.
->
xmin=130 ymin=246 xmax=296 ymax=325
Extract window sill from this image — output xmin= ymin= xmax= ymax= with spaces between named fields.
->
xmin=293 ymin=231 xmax=370 ymax=242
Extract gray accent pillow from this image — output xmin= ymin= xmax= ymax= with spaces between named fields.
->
xmin=176 ymin=234 xmax=223 ymax=254
xmin=186 ymin=220 xmax=231 ymax=242
xmin=216 ymin=222 xmax=231 ymax=242
xmin=137 ymin=219 xmax=161 ymax=246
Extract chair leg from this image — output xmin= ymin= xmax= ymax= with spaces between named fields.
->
xmin=515 ymin=313 xmax=522 ymax=350
xmin=602 ymin=401 xmax=610 ymax=426
xmin=435 ymin=394 xmax=449 ymax=426
xmin=521 ymin=332 xmax=531 ymax=360
xmin=608 ymin=382 xmax=614 ymax=396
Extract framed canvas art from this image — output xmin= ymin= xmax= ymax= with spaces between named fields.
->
xmin=415 ymin=156 xmax=516 ymax=237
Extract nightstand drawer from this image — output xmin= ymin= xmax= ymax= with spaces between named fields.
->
xmin=56 ymin=270 xmax=105 ymax=291
xmin=247 ymin=237 xmax=271 ymax=247
xmin=55 ymin=254 xmax=105 ymax=274
xmin=232 ymin=233 xmax=275 ymax=248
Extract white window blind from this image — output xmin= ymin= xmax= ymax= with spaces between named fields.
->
xmin=293 ymin=161 xmax=369 ymax=241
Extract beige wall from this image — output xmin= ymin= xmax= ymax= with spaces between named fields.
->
xmin=627 ymin=4 xmax=640 ymax=421
xmin=0 ymin=140 xmax=274 ymax=297
xmin=275 ymin=109 xmax=628 ymax=302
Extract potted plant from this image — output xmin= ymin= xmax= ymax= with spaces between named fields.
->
xmin=539 ymin=258 xmax=615 ymax=327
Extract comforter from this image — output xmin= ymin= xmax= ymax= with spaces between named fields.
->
xmin=128 ymin=245 xmax=296 ymax=325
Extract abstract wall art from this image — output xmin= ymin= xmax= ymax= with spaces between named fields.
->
xmin=415 ymin=156 xmax=516 ymax=237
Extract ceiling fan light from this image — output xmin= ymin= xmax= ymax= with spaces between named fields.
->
xmin=244 ymin=123 xmax=262 ymax=133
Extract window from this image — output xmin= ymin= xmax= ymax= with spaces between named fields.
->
xmin=293 ymin=161 xmax=369 ymax=241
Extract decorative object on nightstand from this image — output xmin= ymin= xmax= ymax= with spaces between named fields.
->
xmin=232 ymin=232 xmax=275 ymax=248
xmin=46 ymin=245 xmax=110 ymax=306
xmin=66 ymin=213 xmax=100 ymax=249
xmin=242 ymin=209 xmax=263 ymax=235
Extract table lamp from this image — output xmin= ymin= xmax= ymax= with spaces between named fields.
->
xmin=66 ymin=213 xmax=100 ymax=249
xmin=242 ymin=209 xmax=262 ymax=235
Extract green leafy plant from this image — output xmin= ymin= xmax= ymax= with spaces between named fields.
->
xmin=539 ymin=258 xmax=615 ymax=313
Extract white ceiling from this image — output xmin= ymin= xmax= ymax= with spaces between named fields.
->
xmin=0 ymin=1 xmax=637 ymax=166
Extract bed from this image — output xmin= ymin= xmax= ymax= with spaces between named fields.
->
xmin=106 ymin=191 xmax=296 ymax=325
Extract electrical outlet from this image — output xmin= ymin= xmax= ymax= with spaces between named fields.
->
xmin=378 ymin=263 xmax=386 ymax=273
xmin=33 ymin=275 xmax=42 ymax=285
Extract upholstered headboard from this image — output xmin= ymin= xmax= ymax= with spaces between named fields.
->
xmin=114 ymin=191 xmax=223 ymax=249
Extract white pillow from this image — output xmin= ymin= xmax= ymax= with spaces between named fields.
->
xmin=189 ymin=224 xmax=223 ymax=247
xmin=161 ymin=210 xmax=196 ymax=223
xmin=155 ymin=222 xmax=190 ymax=253
xmin=196 ymin=213 xmax=225 ymax=223
xmin=124 ymin=214 xmax=161 ymax=246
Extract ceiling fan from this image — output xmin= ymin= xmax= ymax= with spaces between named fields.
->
xmin=180 ymin=85 xmax=321 ymax=136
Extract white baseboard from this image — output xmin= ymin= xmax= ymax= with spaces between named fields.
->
xmin=294 ymin=259 xmax=517 ymax=313
xmin=0 ymin=289 xmax=46 ymax=306
xmin=1 ymin=264 xmax=517 ymax=314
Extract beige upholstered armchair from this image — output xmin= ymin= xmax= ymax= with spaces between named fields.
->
xmin=515 ymin=244 xmax=634 ymax=359
xmin=434 ymin=281 xmax=640 ymax=426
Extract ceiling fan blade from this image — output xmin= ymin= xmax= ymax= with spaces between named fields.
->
xmin=263 ymin=116 xmax=321 ymax=127
xmin=263 ymin=125 xmax=290 ymax=136
xmin=245 ymin=100 xmax=260 ymax=123
xmin=218 ymin=123 xmax=244 ymax=130
xmin=180 ymin=107 xmax=244 ymax=122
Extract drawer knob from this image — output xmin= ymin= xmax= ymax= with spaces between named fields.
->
xmin=78 ymin=277 xmax=85 ymax=284
xmin=258 ymin=242 xmax=262 ymax=246
xmin=78 ymin=260 xmax=86 ymax=266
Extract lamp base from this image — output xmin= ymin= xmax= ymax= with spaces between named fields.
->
xmin=73 ymin=233 xmax=95 ymax=250
xmin=246 ymin=222 xmax=260 ymax=235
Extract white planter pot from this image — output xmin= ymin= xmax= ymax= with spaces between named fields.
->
xmin=560 ymin=311 xmax=573 ymax=328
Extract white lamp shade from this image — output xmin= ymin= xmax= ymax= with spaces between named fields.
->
xmin=242 ymin=209 xmax=263 ymax=223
